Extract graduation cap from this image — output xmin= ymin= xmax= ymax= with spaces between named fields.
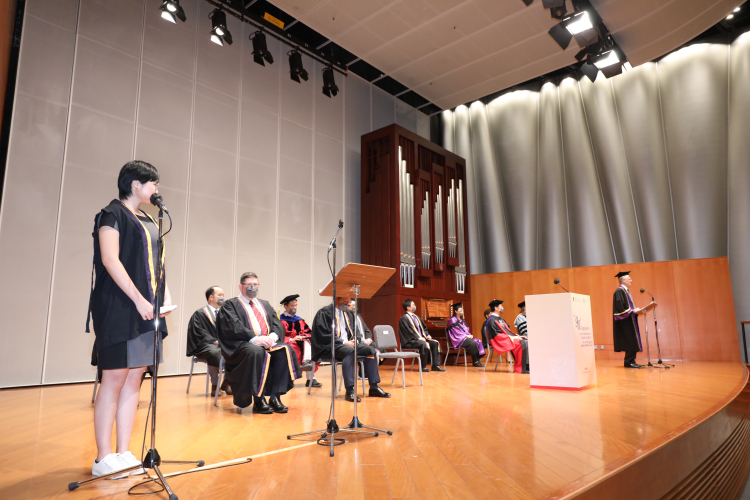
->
xmin=280 ymin=294 xmax=299 ymax=305
xmin=488 ymin=299 xmax=503 ymax=310
xmin=453 ymin=302 xmax=463 ymax=310
xmin=615 ymin=271 xmax=631 ymax=278
xmin=518 ymin=301 xmax=525 ymax=308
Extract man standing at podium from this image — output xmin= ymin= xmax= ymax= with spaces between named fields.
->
xmin=613 ymin=271 xmax=644 ymax=369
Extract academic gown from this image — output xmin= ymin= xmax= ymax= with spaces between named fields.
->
xmin=446 ymin=317 xmax=485 ymax=360
xmin=186 ymin=306 xmax=221 ymax=366
xmin=310 ymin=306 xmax=380 ymax=389
xmin=486 ymin=315 xmax=527 ymax=374
xmin=281 ymin=313 xmax=318 ymax=372
xmin=613 ymin=287 xmax=643 ymax=353
xmin=217 ymin=297 xmax=301 ymax=408
xmin=398 ymin=313 xmax=442 ymax=367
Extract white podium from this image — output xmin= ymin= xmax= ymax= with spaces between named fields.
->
xmin=526 ymin=293 xmax=597 ymax=390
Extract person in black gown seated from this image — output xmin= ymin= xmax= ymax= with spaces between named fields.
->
xmin=186 ymin=286 xmax=231 ymax=396
xmin=311 ymin=297 xmax=391 ymax=402
xmin=87 ymin=161 xmax=174 ymax=478
xmin=216 ymin=272 xmax=301 ymax=414
xmin=398 ymin=299 xmax=445 ymax=372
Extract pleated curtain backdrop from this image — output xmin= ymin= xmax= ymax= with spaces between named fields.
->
xmin=441 ymin=31 xmax=750 ymax=358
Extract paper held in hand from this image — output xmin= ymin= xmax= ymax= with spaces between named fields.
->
xmin=159 ymin=304 xmax=177 ymax=314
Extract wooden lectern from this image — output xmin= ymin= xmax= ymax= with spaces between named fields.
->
xmin=526 ymin=293 xmax=598 ymax=390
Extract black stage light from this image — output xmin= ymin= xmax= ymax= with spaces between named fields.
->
xmin=543 ymin=0 xmax=567 ymax=19
xmin=549 ymin=9 xmax=600 ymax=50
xmin=548 ymin=22 xmax=573 ymax=49
xmin=209 ymin=9 xmax=232 ymax=46
xmin=521 ymin=0 xmax=534 ymax=5
xmin=251 ymin=31 xmax=274 ymax=66
xmin=288 ymin=49 xmax=309 ymax=83
xmin=579 ymin=61 xmax=599 ymax=82
xmin=159 ymin=0 xmax=186 ymax=23
xmin=322 ymin=65 xmax=338 ymax=98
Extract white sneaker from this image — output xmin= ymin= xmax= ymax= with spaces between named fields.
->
xmin=91 ymin=453 xmax=130 ymax=479
xmin=119 ymin=451 xmax=146 ymax=476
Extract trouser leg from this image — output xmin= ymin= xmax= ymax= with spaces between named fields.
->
xmin=341 ymin=351 xmax=355 ymax=389
xmin=624 ymin=351 xmax=637 ymax=365
xmin=461 ymin=338 xmax=480 ymax=363
xmin=362 ymin=357 xmax=380 ymax=386
xmin=428 ymin=339 xmax=441 ymax=367
xmin=511 ymin=343 xmax=524 ymax=374
xmin=520 ymin=339 xmax=529 ymax=373
xmin=207 ymin=365 xmax=219 ymax=385
xmin=261 ymin=346 xmax=296 ymax=398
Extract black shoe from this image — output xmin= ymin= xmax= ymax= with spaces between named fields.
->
xmin=252 ymin=397 xmax=273 ymax=414
xmin=220 ymin=380 xmax=232 ymax=395
xmin=421 ymin=366 xmax=430 ymax=372
xmin=368 ymin=386 xmax=391 ymax=398
xmin=300 ymin=361 xmax=313 ymax=372
xmin=210 ymin=384 xmax=222 ymax=396
xmin=625 ymin=362 xmax=643 ymax=369
xmin=432 ymin=366 xmax=446 ymax=372
xmin=305 ymin=379 xmax=323 ymax=388
xmin=472 ymin=361 xmax=483 ymax=367
xmin=268 ymin=396 xmax=288 ymax=413
xmin=345 ymin=389 xmax=361 ymax=402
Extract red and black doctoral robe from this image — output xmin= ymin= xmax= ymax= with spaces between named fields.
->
xmin=280 ymin=313 xmax=318 ymax=372
xmin=486 ymin=315 xmax=524 ymax=374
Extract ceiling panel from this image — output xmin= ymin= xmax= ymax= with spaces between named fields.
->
xmin=270 ymin=0 xmax=743 ymax=110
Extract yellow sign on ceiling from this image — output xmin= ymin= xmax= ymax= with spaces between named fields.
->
xmin=264 ymin=12 xmax=284 ymax=29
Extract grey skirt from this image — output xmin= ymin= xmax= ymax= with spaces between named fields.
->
xmin=98 ymin=330 xmax=164 ymax=369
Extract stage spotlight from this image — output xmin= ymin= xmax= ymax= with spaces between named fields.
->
xmin=288 ymin=49 xmax=309 ymax=83
xmin=251 ymin=31 xmax=274 ymax=66
xmin=548 ymin=23 xmax=573 ymax=49
xmin=322 ymin=65 xmax=338 ymax=98
xmin=159 ymin=0 xmax=186 ymax=23
xmin=592 ymin=49 xmax=620 ymax=69
xmin=727 ymin=13 xmax=734 ymax=19
xmin=580 ymin=61 xmax=599 ymax=82
xmin=209 ymin=9 xmax=232 ymax=46
xmin=543 ymin=0 xmax=567 ymax=19
xmin=735 ymin=7 xmax=741 ymax=12
xmin=521 ymin=0 xmax=534 ymax=5
xmin=549 ymin=10 xmax=596 ymax=50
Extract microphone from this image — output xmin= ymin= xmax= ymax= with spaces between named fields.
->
xmin=150 ymin=193 xmax=169 ymax=213
xmin=640 ymin=288 xmax=655 ymax=301
xmin=554 ymin=278 xmax=570 ymax=293
xmin=328 ymin=220 xmax=344 ymax=251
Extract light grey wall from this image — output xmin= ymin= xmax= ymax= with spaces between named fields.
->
xmin=441 ymin=32 xmax=750 ymax=361
xmin=0 ymin=0 xmax=430 ymax=388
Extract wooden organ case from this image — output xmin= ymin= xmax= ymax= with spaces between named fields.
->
xmin=360 ymin=124 xmax=472 ymax=355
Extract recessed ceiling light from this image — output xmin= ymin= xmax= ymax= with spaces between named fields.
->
xmin=734 ymin=7 xmax=740 ymax=12
xmin=727 ymin=14 xmax=734 ymax=19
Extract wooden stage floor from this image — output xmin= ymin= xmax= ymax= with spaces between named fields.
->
xmin=0 ymin=359 xmax=746 ymax=500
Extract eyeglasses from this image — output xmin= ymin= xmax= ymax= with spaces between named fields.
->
xmin=149 ymin=181 xmax=160 ymax=187
xmin=241 ymin=282 xmax=258 ymax=286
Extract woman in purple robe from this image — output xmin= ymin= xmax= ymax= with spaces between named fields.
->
xmin=446 ymin=303 xmax=485 ymax=367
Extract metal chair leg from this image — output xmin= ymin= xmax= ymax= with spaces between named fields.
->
xmin=360 ymin=361 xmax=366 ymax=395
xmin=186 ymin=356 xmax=195 ymax=393
xmin=443 ymin=347 xmax=450 ymax=366
xmin=205 ymin=366 xmax=210 ymax=396
xmin=307 ymin=361 xmax=316 ymax=395
xmin=417 ymin=359 xmax=423 ymax=386
xmin=392 ymin=359 xmax=399 ymax=384
xmin=463 ymin=348 xmax=468 ymax=367
xmin=214 ymin=357 xmax=225 ymax=407
xmin=401 ymin=358 xmax=406 ymax=389
xmin=495 ymin=351 xmax=501 ymax=371
xmin=484 ymin=349 xmax=492 ymax=372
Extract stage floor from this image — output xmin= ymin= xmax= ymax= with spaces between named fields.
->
xmin=0 ymin=359 xmax=746 ymax=500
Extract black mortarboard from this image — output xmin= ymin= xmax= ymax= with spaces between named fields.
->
xmin=615 ymin=271 xmax=631 ymax=278
xmin=453 ymin=302 xmax=463 ymax=310
xmin=280 ymin=294 xmax=299 ymax=305
xmin=518 ymin=301 xmax=525 ymax=308
xmin=488 ymin=299 xmax=503 ymax=310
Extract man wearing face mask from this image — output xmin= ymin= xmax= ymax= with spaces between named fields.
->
xmin=217 ymin=272 xmax=301 ymax=414
xmin=486 ymin=300 xmax=528 ymax=374
xmin=279 ymin=294 xmax=321 ymax=388
xmin=398 ymin=299 xmax=445 ymax=372
xmin=310 ymin=298 xmax=391 ymax=402
xmin=186 ymin=286 xmax=232 ymax=396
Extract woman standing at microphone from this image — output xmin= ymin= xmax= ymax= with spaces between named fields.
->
xmin=86 ymin=161 xmax=173 ymax=477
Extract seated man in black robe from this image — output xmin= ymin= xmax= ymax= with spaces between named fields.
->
xmin=186 ymin=286 xmax=231 ymax=396
xmin=217 ymin=272 xmax=300 ymax=414
xmin=311 ymin=298 xmax=391 ymax=402
xmin=398 ymin=299 xmax=445 ymax=372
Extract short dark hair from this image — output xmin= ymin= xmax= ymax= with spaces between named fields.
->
xmin=240 ymin=271 xmax=259 ymax=284
xmin=489 ymin=300 xmax=503 ymax=312
xmin=205 ymin=286 xmax=220 ymax=301
xmin=484 ymin=309 xmax=491 ymax=318
xmin=402 ymin=299 xmax=414 ymax=311
xmin=118 ymin=160 xmax=159 ymax=200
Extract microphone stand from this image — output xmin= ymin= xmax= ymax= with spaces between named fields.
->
xmin=70 ymin=206 xmax=207 ymax=498
xmin=641 ymin=289 xmax=674 ymax=368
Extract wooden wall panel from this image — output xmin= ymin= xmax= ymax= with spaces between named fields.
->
xmin=470 ymin=257 xmax=739 ymax=362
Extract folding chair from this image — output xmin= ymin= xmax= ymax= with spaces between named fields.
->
xmin=372 ymin=325 xmax=423 ymax=388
